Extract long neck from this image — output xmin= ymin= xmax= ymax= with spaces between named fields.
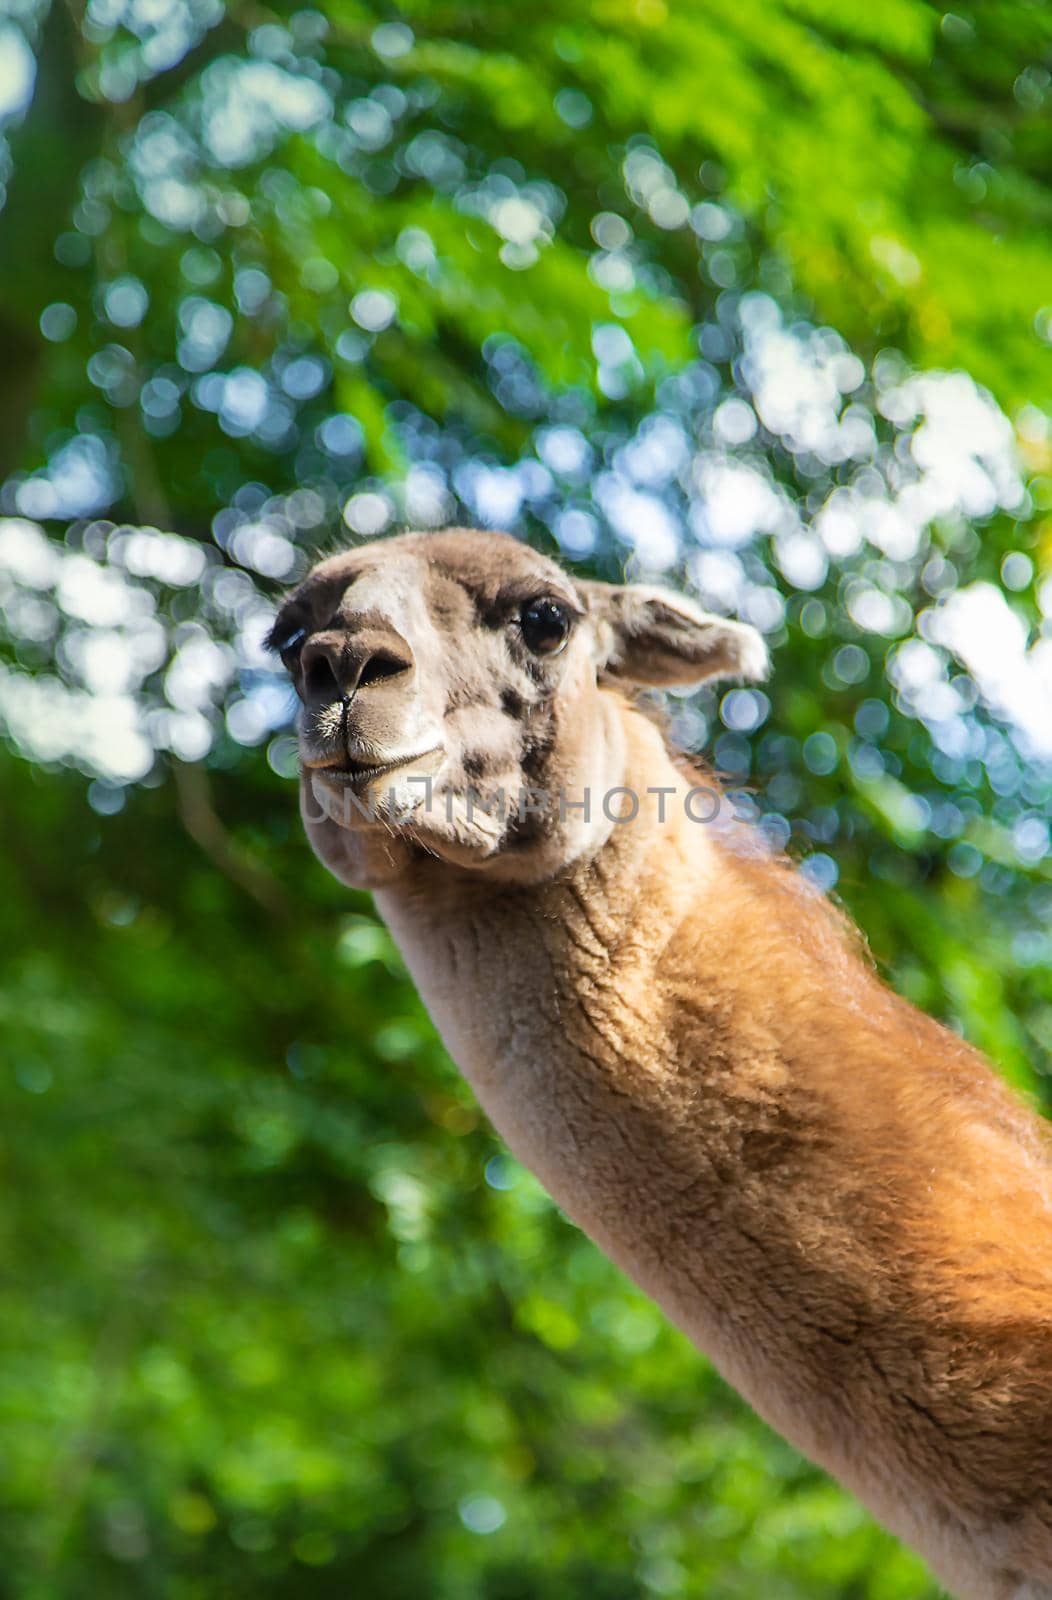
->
xmin=377 ymin=703 xmax=1052 ymax=1600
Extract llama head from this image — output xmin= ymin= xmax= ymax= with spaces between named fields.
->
xmin=269 ymin=528 xmax=767 ymax=888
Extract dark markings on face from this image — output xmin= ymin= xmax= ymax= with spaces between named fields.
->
xmin=520 ymin=715 xmax=558 ymax=781
xmin=444 ymin=682 xmax=493 ymax=714
xmin=525 ymin=658 xmax=556 ymax=694
xmin=426 ymin=591 xmax=467 ymax=633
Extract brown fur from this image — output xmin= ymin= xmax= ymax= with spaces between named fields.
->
xmin=272 ymin=529 xmax=1052 ymax=1600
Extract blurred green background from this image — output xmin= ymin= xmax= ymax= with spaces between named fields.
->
xmin=1 ymin=1 xmax=1051 ymax=1595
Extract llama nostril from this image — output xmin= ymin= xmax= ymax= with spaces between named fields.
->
xmin=305 ymin=653 xmax=340 ymax=701
xmin=358 ymin=648 xmax=412 ymax=688
xmin=300 ymin=632 xmax=413 ymax=701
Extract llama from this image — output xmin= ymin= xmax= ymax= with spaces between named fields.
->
xmin=269 ymin=527 xmax=1052 ymax=1600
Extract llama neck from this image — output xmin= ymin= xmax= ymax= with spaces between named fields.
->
xmin=376 ymin=704 xmax=869 ymax=1294
xmin=376 ymin=705 xmax=718 ymax=1159
xmin=377 ymin=702 xmax=1050 ymax=1296
xmin=376 ymin=703 xmax=1052 ymax=1600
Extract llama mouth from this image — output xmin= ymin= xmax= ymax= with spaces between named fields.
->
xmin=312 ymin=746 xmax=444 ymax=790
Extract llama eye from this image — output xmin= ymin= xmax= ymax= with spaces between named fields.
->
xmin=520 ymin=597 xmax=571 ymax=656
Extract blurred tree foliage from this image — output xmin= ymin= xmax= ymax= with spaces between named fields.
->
xmin=0 ymin=1 xmax=1050 ymax=1596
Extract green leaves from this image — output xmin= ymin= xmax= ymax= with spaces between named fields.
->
xmin=1 ymin=0 xmax=1050 ymax=1594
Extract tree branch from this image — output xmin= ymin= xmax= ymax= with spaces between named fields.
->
xmin=172 ymin=759 xmax=292 ymax=917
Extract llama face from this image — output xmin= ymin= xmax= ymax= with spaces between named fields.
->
xmin=269 ymin=528 xmax=766 ymax=887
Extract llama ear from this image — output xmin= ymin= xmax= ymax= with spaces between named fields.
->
xmin=578 ymin=582 xmax=769 ymax=689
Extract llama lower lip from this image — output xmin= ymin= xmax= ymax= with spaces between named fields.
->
xmin=313 ymin=747 xmax=444 ymax=789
